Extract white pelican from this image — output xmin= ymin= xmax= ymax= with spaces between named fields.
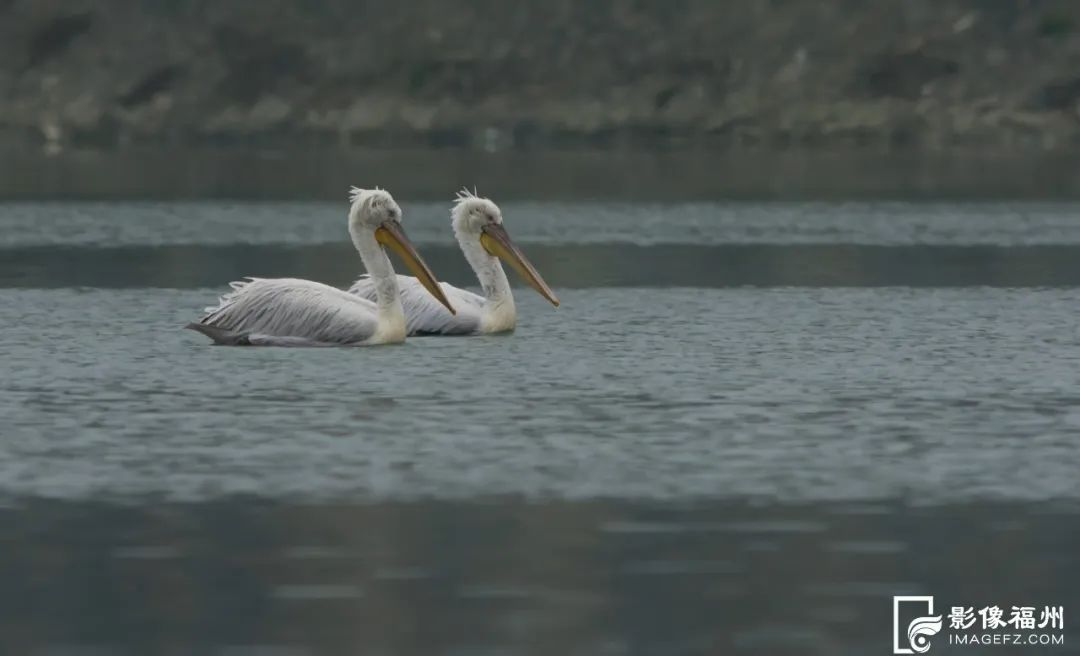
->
xmin=348 ymin=189 xmax=558 ymax=335
xmin=187 ymin=187 xmax=455 ymax=346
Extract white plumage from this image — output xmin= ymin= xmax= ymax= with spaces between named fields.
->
xmin=349 ymin=274 xmax=488 ymax=335
xmin=196 ymin=277 xmax=382 ymax=345
xmin=188 ymin=187 xmax=454 ymax=346
xmin=349 ymin=189 xmax=558 ymax=335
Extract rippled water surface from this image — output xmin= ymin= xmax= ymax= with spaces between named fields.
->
xmin=3 ymin=199 xmax=1080 ymax=247
xmin=1 ymin=201 xmax=1079 ymax=655
xmin=3 ymin=286 xmax=1080 ymax=503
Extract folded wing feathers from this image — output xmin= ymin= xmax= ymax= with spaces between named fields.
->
xmin=199 ymin=278 xmax=377 ymax=344
xmin=203 ymin=276 xmax=257 ymax=315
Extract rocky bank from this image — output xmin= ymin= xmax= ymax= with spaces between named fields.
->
xmin=2 ymin=0 xmax=1080 ymax=155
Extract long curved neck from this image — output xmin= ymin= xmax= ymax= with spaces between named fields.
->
xmin=456 ymin=227 xmax=514 ymax=309
xmin=351 ymin=226 xmax=404 ymax=322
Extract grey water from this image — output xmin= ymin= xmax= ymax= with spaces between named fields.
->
xmin=2 ymin=201 xmax=1080 ymax=655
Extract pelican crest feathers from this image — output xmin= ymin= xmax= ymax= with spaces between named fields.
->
xmin=349 ymin=186 xmax=385 ymax=204
xmin=454 ymin=187 xmax=484 ymax=205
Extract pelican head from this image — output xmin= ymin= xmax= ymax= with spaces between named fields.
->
xmin=349 ymin=186 xmax=455 ymax=314
xmin=349 ymin=186 xmax=402 ymax=233
xmin=451 ymin=189 xmax=559 ymax=307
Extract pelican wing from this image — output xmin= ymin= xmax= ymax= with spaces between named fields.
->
xmin=196 ymin=277 xmax=380 ymax=345
xmin=349 ymin=274 xmax=483 ymax=335
xmin=185 ymin=322 xmax=345 ymax=347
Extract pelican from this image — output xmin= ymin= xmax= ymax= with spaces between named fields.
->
xmin=348 ymin=189 xmax=558 ymax=335
xmin=186 ymin=187 xmax=455 ymax=346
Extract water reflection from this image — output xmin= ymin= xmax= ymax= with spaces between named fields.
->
xmin=5 ymin=149 xmax=1080 ymax=201
xmin=1 ymin=500 xmax=1077 ymax=655
xmin=6 ymin=243 xmax=1080 ymax=289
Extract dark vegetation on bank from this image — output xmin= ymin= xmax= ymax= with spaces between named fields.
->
xmin=2 ymin=0 xmax=1080 ymax=156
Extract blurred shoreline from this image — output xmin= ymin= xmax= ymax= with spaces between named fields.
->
xmin=3 ymin=148 xmax=1080 ymax=201
xmin=4 ymin=1 xmax=1080 ymax=202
